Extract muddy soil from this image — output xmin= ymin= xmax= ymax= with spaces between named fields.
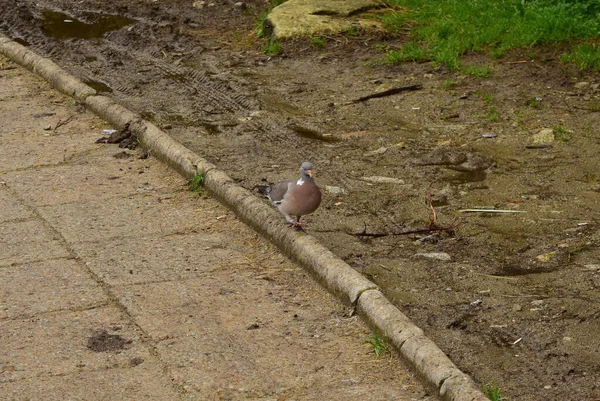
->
xmin=3 ymin=1 xmax=600 ymax=399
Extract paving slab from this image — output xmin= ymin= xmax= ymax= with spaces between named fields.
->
xmin=0 ymin=258 xmax=107 ymax=319
xmin=0 ymin=219 xmax=70 ymax=266
xmin=36 ymin=191 xmax=211 ymax=243
xmin=1 ymin=364 xmax=182 ymax=401
xmin=0 ymin=189 xmax=33 ymax=223
xmin=3 ymin=146 xmax=185 ymax=206
xmin=0 ymin=307 xmax=150 ymax=382
xmin=74 ymin=231 xmax=249 ymax=286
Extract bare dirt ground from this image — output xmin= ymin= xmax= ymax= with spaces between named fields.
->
xmin=2 ymin=1 xmax=600 ymax=399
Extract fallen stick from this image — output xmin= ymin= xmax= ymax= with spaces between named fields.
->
xmin=350 ymin=84 xmax=423 ymax=103
xmin=459 ymin=209 xmax=527 ymax=213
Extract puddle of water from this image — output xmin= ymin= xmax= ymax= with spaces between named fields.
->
xmin=40 ymin=9 xmax=134 ymax=40
xmin=83 ymin=78 xmax=113 ymax=93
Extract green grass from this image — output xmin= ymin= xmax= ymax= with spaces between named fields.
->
xmin=482 ymin=381 xmax=504 ymax=401
xmin=381 ymin=0 xmax=600 ymax=71
xmin=263 ymin=40 xmax=281 ymax=55
xmin=461 ymin=65 xmax=492 ymax=78
xmin=189 ymin=169 xmax=206 ymax=193
xmin=310 ymin=36 xmax=326 ymax=48
xmin=443 ymin=79 xmax=458 ymax=88
xmin=561 ymin=43 xmax=600 ymax=71
xmin=364 ymin=333 xmax=390 ymax=357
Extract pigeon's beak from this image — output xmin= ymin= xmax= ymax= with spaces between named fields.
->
xmin=307 ymin=169 xmax=313 ymax=177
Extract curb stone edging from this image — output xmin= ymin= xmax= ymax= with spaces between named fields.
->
xmin=0 ymin=35 xmax=489 ymax=401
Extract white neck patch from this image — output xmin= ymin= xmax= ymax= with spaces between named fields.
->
xmin=296 ymin=178 xmax=305 ymax=186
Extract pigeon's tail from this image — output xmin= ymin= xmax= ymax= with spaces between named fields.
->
xmin=256 ymin=185 xmax=271 ymax=197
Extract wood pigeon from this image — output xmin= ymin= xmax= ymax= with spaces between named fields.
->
xmin=259 ymin=162 xmax=322 ymax=227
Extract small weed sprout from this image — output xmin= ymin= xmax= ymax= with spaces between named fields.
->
xmin=528 ymin=97 xmax=542 ymax=108
xmin=443 ymin=79 xmax=457 ymax=88
xmin=190 ymin=169 xmax=206 ymax=193
xmin=587 ymin=98 xmax=600 ymax=111
xmin=478 ymin=91 xmax=494 ymax=103
xmin=554 ymin=125 xmax=569 ymax=142
xmin=487 ymin=106 xmax=499 ymax=122
xmin=482 ymin=381 xmax=503 ymax=401
xmin=364 ymin=332 xmax=389 ymax=357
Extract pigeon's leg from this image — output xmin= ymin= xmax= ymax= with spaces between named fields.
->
xmin=284 ymin=214 xmax=297 ymax=225
xmin=292 ymin=216 xmax=304 ymax=229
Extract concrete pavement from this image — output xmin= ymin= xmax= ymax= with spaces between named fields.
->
xmin=0 ymin=55 xmax=435 ymax=400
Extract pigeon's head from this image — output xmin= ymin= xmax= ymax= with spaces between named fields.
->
xmin=300 ymin=162 xmax=313 ymax=178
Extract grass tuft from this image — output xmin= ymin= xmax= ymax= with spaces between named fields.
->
xmin=482 ymin=381 xmax=504 ymax=401
xmin=554 ymin=125 xmax=569 ymax=142
xmin=263 ymin=40 xmax=281 ymax=55
xmin=189 ymin=169 xmax=206 ymax=193
xmin=487 ymin=106 xmax=500 ymax=122
xmin=561 ymin=44 xmax=600 ymax=71
xmin=310 ymin=36 xmax=326 ymax=48
xmin=364 ymin=332 xmax=389 ymax=357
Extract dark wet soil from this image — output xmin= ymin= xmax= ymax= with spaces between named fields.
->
xmin=87 ymin=330 xmax=130 ymax=352
xmin=3 ymin=1 xmax=600 ymax=399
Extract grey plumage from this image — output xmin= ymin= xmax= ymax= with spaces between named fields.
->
xmin=259 ymin=162 xmax=322 ymax=226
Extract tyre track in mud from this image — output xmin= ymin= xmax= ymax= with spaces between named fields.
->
xmin=1 ymin=0 xmax=259 ymax=118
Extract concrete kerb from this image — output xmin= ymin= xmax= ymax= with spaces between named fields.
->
xmin=0 ymin=34 xmax=489 ymax=401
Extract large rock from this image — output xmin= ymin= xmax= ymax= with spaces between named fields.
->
xmin=266 ymin=0 xmax=384 ymax=40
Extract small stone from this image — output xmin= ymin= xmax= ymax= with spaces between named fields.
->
xmin=325 ymin=185 xmax=347 ymax=195
xmin=247 ymin=322 xmax=260 ymax=330
xmin=361 ymin=176 xmax=405 ymax=184
xmin=233 ymin=2 xmax=247 ymax=11
xmin=364 ymin=147 xmax=387 ymax=157
xmin=574 ymin=81 xmax=589 ymax=90
xmin=512 ymin=304 xmax=522 ymax=312
xmin=536 ymin=251 xmax=556 ymax=262
xmin=192 ymin=1 xmax=205 ymax=8
xmin=415 ymin=252 xmax=451 ymax=261
xmin=584 ymin=264 xmax=600 ymax=271
xmin=531 ymin=299 xmax=544 ymax=306
xmin=43 ymin=125 xmax=52 ymax=130
xmin=531 ymin=128 xmax=555 ymax=143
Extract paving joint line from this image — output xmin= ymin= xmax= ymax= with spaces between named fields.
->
xmin=0 ymin=302 xmax=110 ymax=323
